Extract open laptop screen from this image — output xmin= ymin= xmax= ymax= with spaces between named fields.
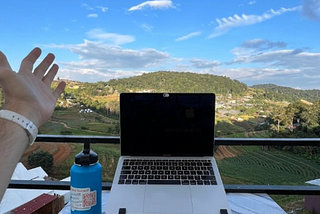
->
xmin=120 ymin=93 xmax=215 ymax=156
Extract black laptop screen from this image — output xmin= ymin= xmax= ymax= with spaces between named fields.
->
xmin=120 ymin=93 xmax=215 ymax=156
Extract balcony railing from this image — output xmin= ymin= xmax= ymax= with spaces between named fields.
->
xmin=8 ymin=135 xmax=320 ymax=195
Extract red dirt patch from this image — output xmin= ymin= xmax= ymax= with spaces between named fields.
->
xmin=21 ymin=142 xmax=74 ymax=168
xmin=53 ymin=143 xmax=73 ymax=165
xmin=214 ymin=146 xmax=237 ymax=160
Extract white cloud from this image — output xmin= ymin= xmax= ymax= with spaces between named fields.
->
xmin=175 ymin=32 xmax=202 ymax=41
xmin=224 ymin=39 xmax=320 ymax=88
xmin=208 ymin=6 xmax=301 ymax=38
xmin=231 ymin=46 xmax=320 ymax=71
xmin=49 ymin=40 xmax=170 ymax=69
xmin=58 ymin=64 xmax=147 ymax=82
xmin=86 ymin=29 xmax=135 ymax=45
xmin=249 ymin=1 xmax=256 ymax=5
xmin=128 ymin=0 xmax=174 ymax=11
xmin=217 ymin=67 xmax=300 ymax=81
xmin=45 ymin=35 xmax=320 ymax=89
xmin=87 ymin=14 xmax=98 ymax=18
xmin=50 ymin=40 xmax=170 ymax=82
xmin=230 ymin=39 xmax=288 ymax=61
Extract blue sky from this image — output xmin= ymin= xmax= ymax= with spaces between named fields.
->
xmin=1 ymin=0 xmax=320 ymax=89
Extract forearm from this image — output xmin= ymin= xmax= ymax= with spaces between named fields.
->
xmin=0 ymin=118 xmax=29 ymax=202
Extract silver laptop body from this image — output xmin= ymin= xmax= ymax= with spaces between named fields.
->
xmin=106 ymin=93 xmax=231 ymax=214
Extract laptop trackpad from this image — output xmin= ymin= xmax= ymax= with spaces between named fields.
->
xmin=143 ymin=186 xmax=193 ymax=213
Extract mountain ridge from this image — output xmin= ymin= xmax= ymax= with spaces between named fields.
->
xmin=60 ymin=71 xmax=320 ymax=103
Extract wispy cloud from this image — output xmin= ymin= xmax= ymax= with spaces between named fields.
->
xmin=229 ymin=39 xmax=320 ymax=73
xmin=175 ymin=31 xmax=202 ymax=41
xmin=212 ymin=67 xmax=301 ymax=82
xmin=189 ymin=59 xmax=221 ymax=68
xmin=82 ymin=3 xmax=108 ymax=13
xmin=86 ymin=29 xmax=135 ymax=45
xmin=249 ymin=1 xmax=256 ymax=5
xmin=234 ymin=39 xmax=287 ymax=51
xmin=97 ymin=6 xmax=108 ymax=12
xmin=82 ymin=3 xmax=94 ymax=10
xmin=208 ymin=6 xmax=301 ymax=38
xmin=87 ymin=14 xmax=98 ymax=18
xmin=140 ymin=23 xmax=154 ymax=32
xmin=301 ymin=0 xmax=320 ymax=21
xmin=128 ymin=0 xmax=174 ymax=11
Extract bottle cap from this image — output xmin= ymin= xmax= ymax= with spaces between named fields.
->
xmin=74 ymin=139 xmax=98 ymax=165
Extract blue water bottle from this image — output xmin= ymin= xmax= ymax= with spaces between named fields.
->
xmin=70 ymin=140 xmax=102 ymax=214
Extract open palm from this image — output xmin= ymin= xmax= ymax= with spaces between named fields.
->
xmin=0 ymin=48 xmax=66 ymax=127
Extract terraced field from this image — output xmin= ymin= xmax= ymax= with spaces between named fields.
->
xmin=217 ymin=146 xmax=320 ymax=185
xmin=20 ymin=143 xmax=120 ymax=182
xmin=51 ymin=143 xmax=120 ymax=181
xmin=21 ymin=142 xmax=73 ymax=167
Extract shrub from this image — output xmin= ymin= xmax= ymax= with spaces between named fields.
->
xmin=28 ymin=150 xmax=53 ymax=173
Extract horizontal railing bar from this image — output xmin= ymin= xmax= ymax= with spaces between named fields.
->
xmin=35 ymin=135 xmax=320 ymax=146
xmin=8 ymin=180 xmax=320 ymax=195
xmin=224 ymin=184 xmax=320 ymax=195
xmin=35 ymin=135 xmax=120 ymax=144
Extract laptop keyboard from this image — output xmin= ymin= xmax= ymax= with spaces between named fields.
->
xmin=118 ymin=159 xmax=217 ymax=185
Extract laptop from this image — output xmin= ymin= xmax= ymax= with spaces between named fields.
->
xmin=106 ymin=93 xmax=231 ymax=214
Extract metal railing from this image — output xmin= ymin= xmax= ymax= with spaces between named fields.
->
xmin=8 ymin=135 xmax=320 ymax=195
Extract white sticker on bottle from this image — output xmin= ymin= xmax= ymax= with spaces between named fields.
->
xmin=71 ymin=187 xmax=97 ymax=211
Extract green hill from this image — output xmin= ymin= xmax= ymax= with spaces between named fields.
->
xmin=2 ymin=72 xmax=320 ymax=105
xmin=106 ymin=71 xmax=248 ymax=95
xmin=252 ymin=84 xmax=320 ymax=102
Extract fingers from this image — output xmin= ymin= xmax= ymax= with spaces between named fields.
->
xmin=52 ymin=81 xmax=66 ymax=100
xmin=20 ymin=48 xmax=58 ymax=81
xmin=19 ymin=47 xmax=42 ymax=74
xmin=43 ymin=62 xmax=66 ymax=99
xmin=34 ymin=53 xmax=55 ymax=78
xmin=42 ymin=64 xmax=59 ymax=86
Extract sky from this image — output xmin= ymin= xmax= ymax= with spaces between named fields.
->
xmin=0 ymin=0 xmax=320 ymax=89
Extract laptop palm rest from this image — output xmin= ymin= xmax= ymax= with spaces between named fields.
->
xmin=143 ymin=186 xmax=193 ymax=213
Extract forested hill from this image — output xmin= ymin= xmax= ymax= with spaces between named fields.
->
xmin=107 ymin=71 xmax=248 ymax=95
xmin=252 ymin=84 xmax=320 ymax=102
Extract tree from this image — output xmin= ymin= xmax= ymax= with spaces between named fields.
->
xmin=270 ymin=107 xmax=286 ymax=134
xmin=285 ymin=103 xmax=300 ymax=132
xmin=28 ymin=150 xmax=54 ymax=173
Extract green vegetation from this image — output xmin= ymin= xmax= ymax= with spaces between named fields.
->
xmin=40 ymin=108 xmax=119 ymax=136
xmin=218 ymin=146 xmax=320 ymax=185
xmin=28 ymin=151 xmax=54 ymax=173
xmin=216 ymin=146 xmax=320 ymax=211
xmin=107 ymin=71 xmax=248 ymax=94
xmin=252 ymin=84 xmax=320 ymax=102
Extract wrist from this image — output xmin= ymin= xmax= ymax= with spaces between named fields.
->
xmin=2 ymin=103 xmax=41 ymax=128
xmin=0 ymin=110 xmax=38 ymax=145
